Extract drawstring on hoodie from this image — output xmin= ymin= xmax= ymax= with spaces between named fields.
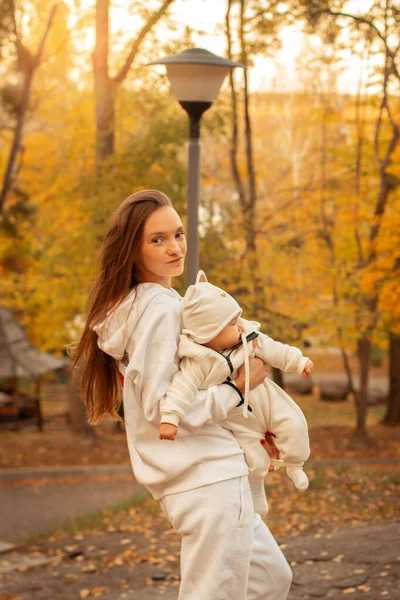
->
xmin=241 ymin=331 xmax=250 ymax=418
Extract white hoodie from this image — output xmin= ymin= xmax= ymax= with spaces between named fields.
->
xmin=93 ymin=283 xmax=248 ymax=500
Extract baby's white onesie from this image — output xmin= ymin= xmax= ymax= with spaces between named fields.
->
xmin=160 ymin=318 xmax=311 ymax=514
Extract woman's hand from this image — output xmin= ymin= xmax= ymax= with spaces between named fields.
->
xmin=261 ymin=432 xmax=280 ymax=472
xmin=236 ymin=342 xmax=268 ymax=393
xmin=159 ymin=423 xmax=178 ymax=440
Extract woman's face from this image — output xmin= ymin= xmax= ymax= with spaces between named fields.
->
xmin=138 ymin=206 xmax=187 ymax=287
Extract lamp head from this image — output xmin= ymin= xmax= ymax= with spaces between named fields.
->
xmin=147 ymin=48 xmax=245 ymax=104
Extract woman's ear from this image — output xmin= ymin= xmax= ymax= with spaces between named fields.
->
xmin=195 ymin=270 xmax=208 ymax=283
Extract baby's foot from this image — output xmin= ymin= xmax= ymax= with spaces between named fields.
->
xmin=286 ymin=466 xmax=309 ymax=491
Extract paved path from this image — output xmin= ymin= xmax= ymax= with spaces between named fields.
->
xmin=1 ymin=522 xmax=399 ymax=599
xmin=0 ymin=464 xmax=133 ymax=483
xmin=0 ymin=473 xmax=147 ymax=543
xmin=285 ymin=522 xmax=400 ymax=598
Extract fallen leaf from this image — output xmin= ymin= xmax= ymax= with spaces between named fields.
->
xmin=81 ymin=564 xmax=97 ymax=573
xmin=332 ymin=554 xmax=344 ymax=563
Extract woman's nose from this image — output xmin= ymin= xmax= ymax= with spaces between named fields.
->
xmin=168 ymin=239 xmax=180 ymax=255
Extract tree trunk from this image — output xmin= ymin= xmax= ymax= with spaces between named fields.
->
xmin=114 ymin=400 xmax=125 ymax=433
xmin=348 ymin=336 xmax=375 ymax=448
xmin=94 ymin=74 xmax=115 ymax=163
xmin=0 ymin=5 xmax=57 ymax=213
xmin=0 ymin=69 xmax=33 ymax=213
xmin=271 ymin=367 xmax=284 ymax=390
xmin=382 ymin=332 xmax=400 ymax=425
xmin=239 ymin=0 xmax=257 ymax=260
xmin=93 ymin=0 xmax=175 ymax=165
xmin=67 ymin=363 xmax=96 ymax=437
xmin=93 ymin=0 xmax=115 ymax=163
xmin=35 ymin=378 xmax=43 ymax=432
xmin=357 ymin=336 xmax=369 ymax=434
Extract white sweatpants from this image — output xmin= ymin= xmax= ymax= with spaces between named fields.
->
xmin=160 ymin=476 xmax=292 ymax=600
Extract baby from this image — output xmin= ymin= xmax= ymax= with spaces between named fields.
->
xmin=159 ymin=271 xmax=313 ymax=514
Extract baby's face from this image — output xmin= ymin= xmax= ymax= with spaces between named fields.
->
xmin=205 ymin=317 xmax=244 ymax=352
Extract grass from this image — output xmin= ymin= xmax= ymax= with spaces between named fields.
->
xmin=293 ymin=393 xmax=387 ymax=428
xmin=27 ymin=492 xmax=150 ymax=544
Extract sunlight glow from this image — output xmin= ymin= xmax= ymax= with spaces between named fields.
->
xmin=67 ymin=0 xmax=384 ymax=94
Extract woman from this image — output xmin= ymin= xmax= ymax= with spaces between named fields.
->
xmin=73 ymin=189 xmax=292 ymax=599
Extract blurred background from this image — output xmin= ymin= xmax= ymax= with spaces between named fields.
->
xmin=0 ymin=1 xmax=399 ymax=598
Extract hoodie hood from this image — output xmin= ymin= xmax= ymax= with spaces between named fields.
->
xmin=93 ymin=283 xmax=180 ymax=360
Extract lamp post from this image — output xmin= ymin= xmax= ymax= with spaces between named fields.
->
xmin=147 ymin=48 xmax=245 ymax=287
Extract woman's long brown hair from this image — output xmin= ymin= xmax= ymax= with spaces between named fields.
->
xmin=72 ymin=190 xmax=172 ymax=424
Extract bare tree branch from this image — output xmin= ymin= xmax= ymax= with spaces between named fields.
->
xmin=226 ymin=0 xmax=246 ymax=211
xmin=0 ymin=5 xmax=57 ymax=213
xmin=319 ymin=8 xmax=400 ymax=81
xmin=113 ymin=0 xmax=175 ymax=85
xmin=353 ymin=32 xmax=370 ymax=268
xmin=35 ymin=4 xmax=57 ymax=61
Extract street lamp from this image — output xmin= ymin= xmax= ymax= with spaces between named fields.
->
xmin=147 ymin=48 xmax=245 ymax=287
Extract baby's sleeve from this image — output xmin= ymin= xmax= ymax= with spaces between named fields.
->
xmin=257 ymin=333 xmax=309 ymax=374
xmin=160 ymin=358 xmax=206 ymax=427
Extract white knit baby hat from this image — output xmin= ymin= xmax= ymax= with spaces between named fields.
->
xmin=182 ymin=271 xmax=242 ymax=344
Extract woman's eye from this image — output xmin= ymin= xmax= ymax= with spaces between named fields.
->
xmin=152 ymin=237 xmax=162 ymax=244
xmin=176 ymin=232 xmax=185 ymax=239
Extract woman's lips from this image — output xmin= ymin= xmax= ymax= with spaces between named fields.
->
xmin=167 ymin=257 xmax=183 ymax=264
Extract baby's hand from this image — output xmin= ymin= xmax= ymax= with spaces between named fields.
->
xmin=302 ymin=359 xmax=314 ymax=377
xmin=159 ymin=423 xmax=178 ymax=440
